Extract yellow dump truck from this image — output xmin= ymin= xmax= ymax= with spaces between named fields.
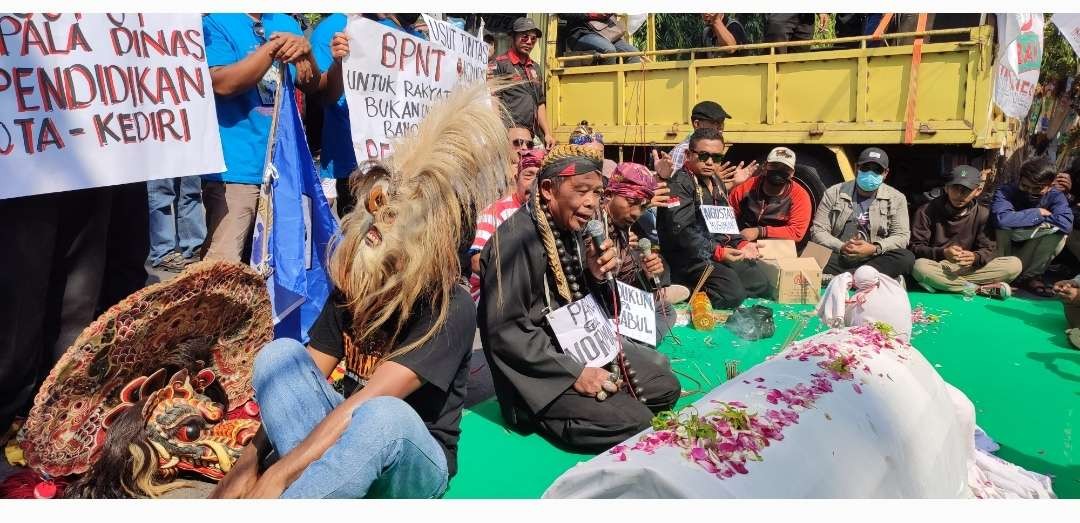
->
xmin=537 ymin=14 xmax=1020 ymax=205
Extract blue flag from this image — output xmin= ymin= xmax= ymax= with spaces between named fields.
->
xmin=251 ymin=68 xmax=339 ymax=343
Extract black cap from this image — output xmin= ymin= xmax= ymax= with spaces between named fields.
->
xmin=691 ymin=101 xmax=731 ymax=123
xmin=946 ymin=165 xmax=982 ymax=190
xmin=511 ymin=17 xmax=542 ymax=37
xmin=857 ymin=147 xmax=889 ymax=169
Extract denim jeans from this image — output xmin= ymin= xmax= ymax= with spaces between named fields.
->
xmin=568 ymin=32 xmax=641 ymax=64
xmin=252 ymin=338 xmax=449 ymax=499
xmin=147 ymin=176 xmax=205 ymax=264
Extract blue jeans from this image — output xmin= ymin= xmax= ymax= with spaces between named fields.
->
xmin=147 ymin=176 xmax=205 ymax=264
xmin=252 ymin=338 xmax=449 ymax=499
xmin=863 ymin=14 xmax=885 ymax=48
xmin=568 ymin=32 xmax=641 ymax=64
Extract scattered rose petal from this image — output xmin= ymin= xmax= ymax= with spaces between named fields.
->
xmin=852 ymin=383 xmax=862 ymax=394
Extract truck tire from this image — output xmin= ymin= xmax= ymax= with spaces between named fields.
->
xmin=792 ymin=164 xmax=827 ymax=215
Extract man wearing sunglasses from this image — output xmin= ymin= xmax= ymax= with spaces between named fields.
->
xmin=201 ymin=13 xmax=322 ymax=263
xmin=492 ymin=18 xmax=555 ymax=148
xmin=509 ymin=126 xmax=535 ymax=156
xmin=657 ymin=128 xmax=770 ymax=309
xmin=670 ymin=101 xmax=731 ymax=173
xmin=811 ymin=147 xmax=914 ymax=280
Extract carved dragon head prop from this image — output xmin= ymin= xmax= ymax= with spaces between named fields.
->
xmin=19 ymin=261 xmax=273 ymax=498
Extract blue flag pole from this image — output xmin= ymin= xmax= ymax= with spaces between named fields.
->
xmin=251 ymin=65 xmax=340 ymax=343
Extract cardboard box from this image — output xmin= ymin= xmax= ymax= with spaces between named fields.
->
xmin=756 ymin=240 xmax=832 ymax=305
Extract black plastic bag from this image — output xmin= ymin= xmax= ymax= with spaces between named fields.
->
xmin=725 ymin=304 xmax=776 ymax=341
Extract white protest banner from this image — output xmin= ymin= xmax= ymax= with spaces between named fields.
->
xmin=342 ymin=14 xmax=487 ymax=162
xmin=545 ymin=294 xmax=620 ymax=368
xmin=0 ymin=13 xmax=224 ymax=200
xmin=1052 ymin=13 xmax=1080 ymax=57
xmin=422 ymin=14 xmax=489 ymax=75
xmin=700 ymin=205 xmax=740 ymax=234
xmin=614 ymin=281 xmax=656 ymax=347
xmin=992 ymin=13 xmax=1044 ymax=119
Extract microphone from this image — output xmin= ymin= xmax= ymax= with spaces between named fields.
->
xmin=637 ymin=238 xmax=663 ymax=290
xmin=584 ymin=219 xmax=615 ymax=283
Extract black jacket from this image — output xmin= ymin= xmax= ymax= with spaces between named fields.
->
xmin=656 ymin=169 xmax=738 ymax=274
xmin=477 ymin=208 xmax=618 ymax=427
xmin=909 ymin=196 xmax=997 ymax=270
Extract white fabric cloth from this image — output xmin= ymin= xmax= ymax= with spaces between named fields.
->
xmin=543 ymin=327 xmax=1054 ymax=499
xmin=817 ymin=266 xmax=912 ymax=342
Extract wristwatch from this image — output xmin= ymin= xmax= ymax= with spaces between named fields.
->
xmin=873 ymin=243 xmax=883 ymax=255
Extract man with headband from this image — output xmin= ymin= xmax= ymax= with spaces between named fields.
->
xmin=468 ymin=149 xmax=545 ymax=302
xmin=600 ymin=162 xmax=677 ymax=345
xmin=478 ymin=145 xmax=681 ymax=452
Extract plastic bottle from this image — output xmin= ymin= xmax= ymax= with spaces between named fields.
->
xmin=690 ymin=292 xmax=716 ymax=331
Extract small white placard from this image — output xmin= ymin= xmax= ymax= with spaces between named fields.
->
xmin=701 ymin=205 xmax=740 ymax=234
xmin=546 ymin=294 xmax=620 ymax=368
xmin=614 ymin=281 xmax=657 ymax=347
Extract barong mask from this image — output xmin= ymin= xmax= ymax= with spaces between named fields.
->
xmin=79 ymin=368 xmax=260 ymax=497
xmin=19 ymin=261 xmax=273 ymax=498
xmin=329 ymin=81 xmax=510 ymax=366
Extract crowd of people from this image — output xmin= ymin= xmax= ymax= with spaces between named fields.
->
xmin=3 ymin=13 xmax=1079 ymax=500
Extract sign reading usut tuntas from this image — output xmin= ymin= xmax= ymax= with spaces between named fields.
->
xmin=342 ymin=14 xmax=487 ymax=163
xmin=0 ymin=13 xmax=224 ymax=199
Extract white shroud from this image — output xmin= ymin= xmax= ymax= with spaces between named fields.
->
xmin=543 ymin=327 xmax=1054 ymax=499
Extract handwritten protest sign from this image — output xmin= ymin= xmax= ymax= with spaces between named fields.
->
xmin=993 ymin=13 xmax=1044 ymax=119
xmin=342 ymin=14 xmax=487 ymax=162
xmin=615 ymin=281 xmax=656 ymax=347
xmin=0 ymin=13 xmax=224 ymax=199
xmin=546 ymin=294 xmax=620 ymax=368
xmin=700 ymin=205 xmax=740 ymax=234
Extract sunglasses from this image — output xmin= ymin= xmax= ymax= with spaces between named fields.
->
xmin=690 ymin=150 xmax=725 ymax=164
xmin=517 ymin=33 xmax=539 ymax=43
xmin=860 ymin=163 xmax=885 ymax=175
xmin=512 ymin=139 xmax=532 ymax=148
xmin=252 ymin=21 xmax=266 ymax=43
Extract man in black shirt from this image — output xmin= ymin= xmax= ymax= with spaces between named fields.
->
xmin=657 ymin=128 xmax=768 ymax=309
xmin=491 ymin=18 xmax=554 ymax=146
xmin=233 ymin=286 xmax=474 ymax=497
xmin=209 ymin=80 xmax=509 ymax=499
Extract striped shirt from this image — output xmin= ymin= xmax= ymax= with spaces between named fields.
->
xmin=670 ymin=137 xmax=691 ymax=173
xmin=469 ymin=194 xmax=524 ymax=302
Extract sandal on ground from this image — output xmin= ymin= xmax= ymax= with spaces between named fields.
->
xmin=1019 ymin=278 xmax=1054 ymax=298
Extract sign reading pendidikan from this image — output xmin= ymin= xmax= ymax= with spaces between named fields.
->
xmin=0 ymin=13 xmax=224 ymax=199
xmin=342 ymin=14 xmax=486 ymax=162
xmin=546 ymin=294 xmax=620 ymax=368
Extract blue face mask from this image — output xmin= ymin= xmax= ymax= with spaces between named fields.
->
xmin=856 ymin=169 xmax=884 ymax=192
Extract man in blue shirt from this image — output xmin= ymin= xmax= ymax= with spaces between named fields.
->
xmin=991 ymin=158 xmax=1074 ymax=296
xmin=201 ymin=13 xmax=323 ymax=262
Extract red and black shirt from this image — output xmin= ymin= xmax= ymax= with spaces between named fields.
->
xmin=728 ymin=175 xmax=813 ymax=245
xmin=491 ymin=51 xmax=546 ymax=134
